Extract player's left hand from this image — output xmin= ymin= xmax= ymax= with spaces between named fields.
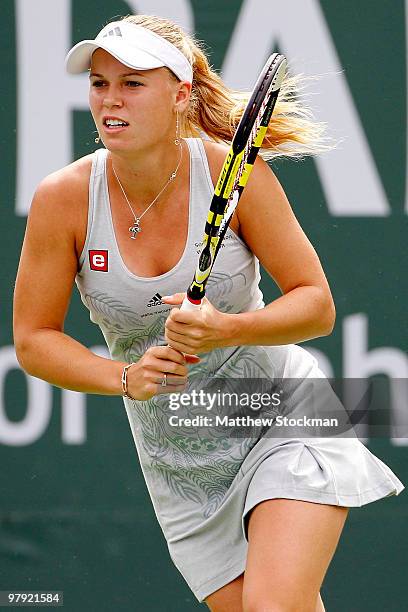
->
xmin=163 ymin=293 xmax=230 ymax=354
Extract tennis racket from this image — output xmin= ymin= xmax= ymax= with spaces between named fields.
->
xmin=181 ymin=53 xmax=287 ymax=311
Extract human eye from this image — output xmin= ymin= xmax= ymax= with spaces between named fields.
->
xmin=91 ymin=79 xmax=105 ymax=88
xmin=125 ymin=80 xmax=143 ymax=88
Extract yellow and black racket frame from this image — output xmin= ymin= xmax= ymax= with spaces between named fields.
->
xmin=183 ymin=53 xmax=287 ymax=308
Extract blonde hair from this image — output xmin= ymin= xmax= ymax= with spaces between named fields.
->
xmin=123 ymin=14 xmax=331 ymax=159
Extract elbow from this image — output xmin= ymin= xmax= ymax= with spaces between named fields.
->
xmin=14 ymin=332 xmax=37 ymax=374
xmin=319 ymin=292 xmax=336 ymax=336
xmin=14 ymin=337 xmax=31 ymax=372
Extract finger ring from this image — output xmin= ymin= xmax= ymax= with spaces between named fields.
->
xmin=161 ymin=373 xmax=167 ymax=387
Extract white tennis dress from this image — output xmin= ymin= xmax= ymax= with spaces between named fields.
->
xmin=75 ymin=140 xmax=404 ymax=602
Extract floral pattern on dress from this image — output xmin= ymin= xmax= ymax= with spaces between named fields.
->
xmin=83 ymin=287 xmax=280 ymax=518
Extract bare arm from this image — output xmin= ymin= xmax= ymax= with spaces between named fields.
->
xmin=13 ymin=164 xmax=125 ymax=394
xmin=13 ymin=164 xmax=192 ymax=399
xmin=226 ymin=155 xmax=335 ymax=346
xmin=164 ymin=143 xmax=335 ymax=353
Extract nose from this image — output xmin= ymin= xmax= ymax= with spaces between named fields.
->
xmin=102 ymin=86 xmax=123 ymax=109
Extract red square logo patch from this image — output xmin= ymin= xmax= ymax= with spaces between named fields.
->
xmin=89 ymin=250 xmax=108 ymax=272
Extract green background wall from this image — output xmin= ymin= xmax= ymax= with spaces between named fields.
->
xmin=1 ymin=1 xmax=407 ymax=610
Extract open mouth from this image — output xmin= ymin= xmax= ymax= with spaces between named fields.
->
xmin=103 ymin=118 xmax=129 ymax=129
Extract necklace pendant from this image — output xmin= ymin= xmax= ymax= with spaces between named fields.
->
xmin=129 ymin=219 xmax=141 ymax=239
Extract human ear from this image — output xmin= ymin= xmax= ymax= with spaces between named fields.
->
xmin=174 ymin=81 xmax=192 ymax=113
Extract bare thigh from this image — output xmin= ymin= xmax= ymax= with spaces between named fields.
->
xmin=205 ymin=573 xmax=244 ymax=612
xmin=205 ymin=499 xmax=346 ymax=612
xmin=205 ymin=575 xmax=326 ymax=612
xmin=243 ymin=498 xmax=348 ymax=611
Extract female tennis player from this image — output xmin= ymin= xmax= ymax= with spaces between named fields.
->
xmin=13 ymin=14 xmax=403 ymax=612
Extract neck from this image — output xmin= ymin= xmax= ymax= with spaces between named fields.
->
xmin=108 ymin=139 xmax=184 ymax=203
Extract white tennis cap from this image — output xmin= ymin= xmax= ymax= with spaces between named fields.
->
xmin=65 ymin=21 xmax=193 ymax=83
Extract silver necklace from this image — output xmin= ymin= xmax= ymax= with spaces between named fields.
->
xmin=111 ymin=143 xmax=183 ymax=239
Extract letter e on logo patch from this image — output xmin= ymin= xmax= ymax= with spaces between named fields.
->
xmin=89 ymin=250 xmax=108 ymax=272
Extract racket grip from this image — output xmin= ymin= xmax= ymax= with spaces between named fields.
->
xmin=180 ymin=297 xmax=202 ymax=311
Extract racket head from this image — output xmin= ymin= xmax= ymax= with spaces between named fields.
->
xmin=185 ymin=53 xmax=287 ymax=306
xmin=232 ymin=53 xmax=287 ymax=154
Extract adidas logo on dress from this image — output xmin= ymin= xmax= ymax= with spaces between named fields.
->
xmin=147 ymin=293 xmax=163 ymax=307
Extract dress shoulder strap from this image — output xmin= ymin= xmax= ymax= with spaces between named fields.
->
xmin=77 ymin=148 xmax=110 ymax=270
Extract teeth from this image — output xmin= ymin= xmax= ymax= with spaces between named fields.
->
xmin=105 ymin=119 xmax=127 ymax=127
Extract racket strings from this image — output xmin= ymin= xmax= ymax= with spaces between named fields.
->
xmin=216 ymin=90 xmax=274 ymax=239
xmin=225 ymin=81 xmax=276 ymax=216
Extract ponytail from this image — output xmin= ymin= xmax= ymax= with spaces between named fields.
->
xmin=123 ymin=14 xmax=332 ymax=159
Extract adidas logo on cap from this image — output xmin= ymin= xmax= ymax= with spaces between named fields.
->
xmin=147 ymin=293 xmax=163 ymax=307
xmin=103 ymin=26 xmax=123 ymax=38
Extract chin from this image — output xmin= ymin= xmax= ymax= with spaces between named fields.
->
xmin=100 ymin=137 xmax=136 ymax=152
